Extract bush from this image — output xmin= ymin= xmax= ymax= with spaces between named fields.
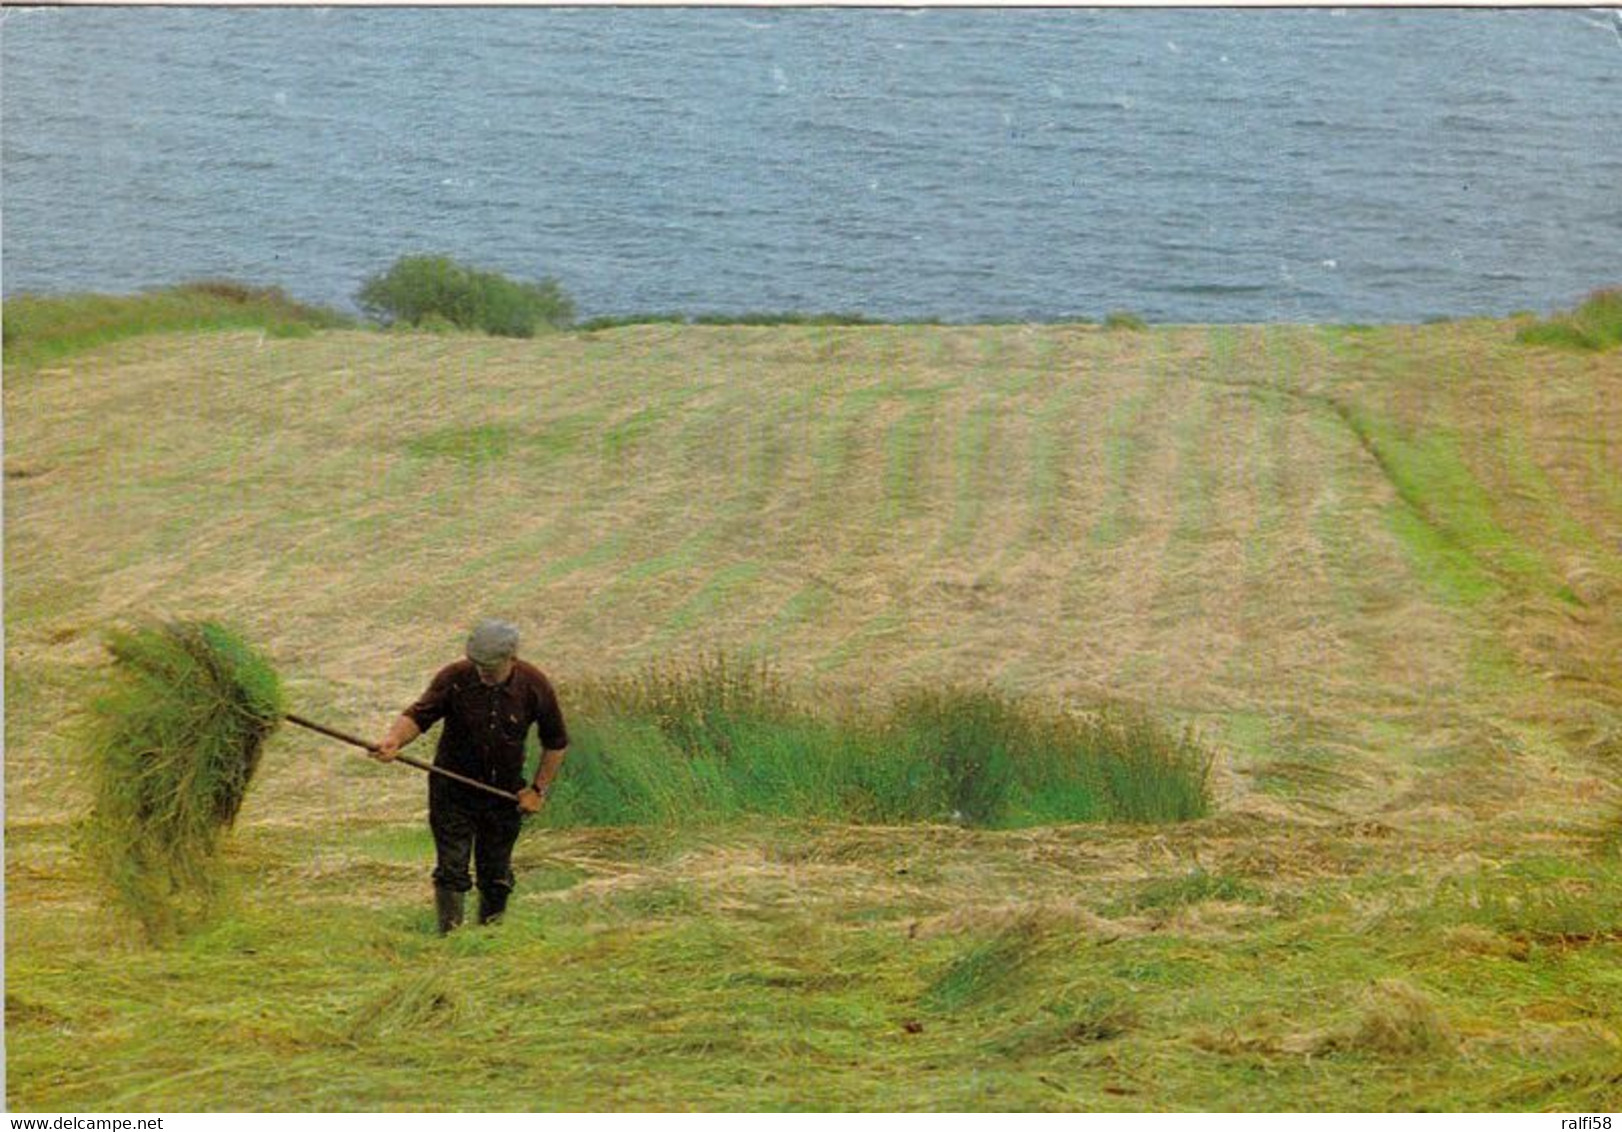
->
xmin=357 ymin=255 xmax=574 ymax=337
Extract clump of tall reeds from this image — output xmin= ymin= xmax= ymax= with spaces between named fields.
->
xmin=80 ymin=619 xmax=285 ymax=937
xmin=891 ymin=687 xmax=1212 ymax=826
xmin=540 ymin=656 xmax=1212 ymax=830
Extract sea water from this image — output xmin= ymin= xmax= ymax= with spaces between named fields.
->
xmin=3 ymin=7 xmax=1619 ymax=323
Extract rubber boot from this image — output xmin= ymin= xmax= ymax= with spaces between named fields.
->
xmin=477 ymin=886 xmax=510 ymax=926
xmin=435 ymin=885 xmax=466 ymax=935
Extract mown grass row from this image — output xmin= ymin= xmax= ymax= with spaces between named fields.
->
xmin=531 ymin=657 xmax=1212 ymax=829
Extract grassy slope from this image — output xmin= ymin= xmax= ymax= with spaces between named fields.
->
xmin=5 ymin=320 xmax=1621 ymax=1109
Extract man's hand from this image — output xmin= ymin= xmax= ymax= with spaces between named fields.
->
xmin=372 ymin=716 xmax=421 ymax=762
xmin=524 ymin=748 xmax=566 ymax=815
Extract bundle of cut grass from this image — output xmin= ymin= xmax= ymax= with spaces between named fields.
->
xmin=81 ymin=619 xmax=284 ymax=936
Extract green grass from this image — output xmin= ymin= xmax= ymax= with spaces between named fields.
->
xmin=576 ymin=311 xmax=884 ymax=330
xmin=922 ymin=915 xmax=1055 ymax=1012
xmin=2 ymin=281 xmax=351 ymax=370
xmin=575 ymin=312 xmax=694 ymax=332
xmin=1429 ymin=855 xmax=1622 ymax=943
xmin=1385 ymin=506 xmax=1504 ymax=607
xmin=1121 ymin=868 xmax=1267 ymax=913
xmin=690 ymin=311 xmax=880 ymax=327
xmin=1516 ymin=288 xmax=1622 ymax=351
xmin=1104 ymin=310 xmax=1149 ymax=332
xmin=574 ymin=313 xmax=1110 ymax=331
xmin=10 ymin=821 xmax=1621 ymax=1110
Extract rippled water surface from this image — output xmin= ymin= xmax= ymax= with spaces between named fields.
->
xmin=4 ymin=8 xmax=1619 ymax=321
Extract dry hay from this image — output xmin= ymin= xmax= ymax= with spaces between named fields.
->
xmin=1318 ymin=978 xmax=1459 ymax=1058
xmin=908 ymin=900 xmax=1134 ymax=944
xmin=342 ymin=968 xmax=465 ymax=1043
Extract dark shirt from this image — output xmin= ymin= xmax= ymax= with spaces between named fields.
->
xmin=403 ymin=659 xmax=569 ymax=794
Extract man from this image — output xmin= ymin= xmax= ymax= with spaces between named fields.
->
xmin=374 ymin=619 xmax=569 ymax=934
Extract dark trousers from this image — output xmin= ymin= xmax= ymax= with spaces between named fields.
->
xmin=429 ymin=779 xmax=523 ymax=898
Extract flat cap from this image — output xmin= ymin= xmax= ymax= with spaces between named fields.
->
xmin=466 ymin=619 xmax=520 ymax=666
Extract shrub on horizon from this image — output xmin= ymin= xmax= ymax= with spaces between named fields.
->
xmin=357 ymin=255 xmax=574 ymax=338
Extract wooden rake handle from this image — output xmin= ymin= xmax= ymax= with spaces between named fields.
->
xmin=284 ymin=712 xmax=522 ymax=805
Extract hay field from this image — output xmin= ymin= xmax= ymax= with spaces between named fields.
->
xmin=6 ymin=319 xmax=1622 ymax=1109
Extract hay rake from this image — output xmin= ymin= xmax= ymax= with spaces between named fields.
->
xmin=284 ymin=713 xmax=521 ymax=803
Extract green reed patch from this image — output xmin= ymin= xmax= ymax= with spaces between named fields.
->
xmin=537 ymin=656 xmax=1212 ymax=829
xmin=79 ymin=619 xmax=285 ymax=938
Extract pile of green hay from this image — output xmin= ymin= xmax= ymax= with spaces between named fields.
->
xmin=81 ymin=619 xmax=284 ymax=936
